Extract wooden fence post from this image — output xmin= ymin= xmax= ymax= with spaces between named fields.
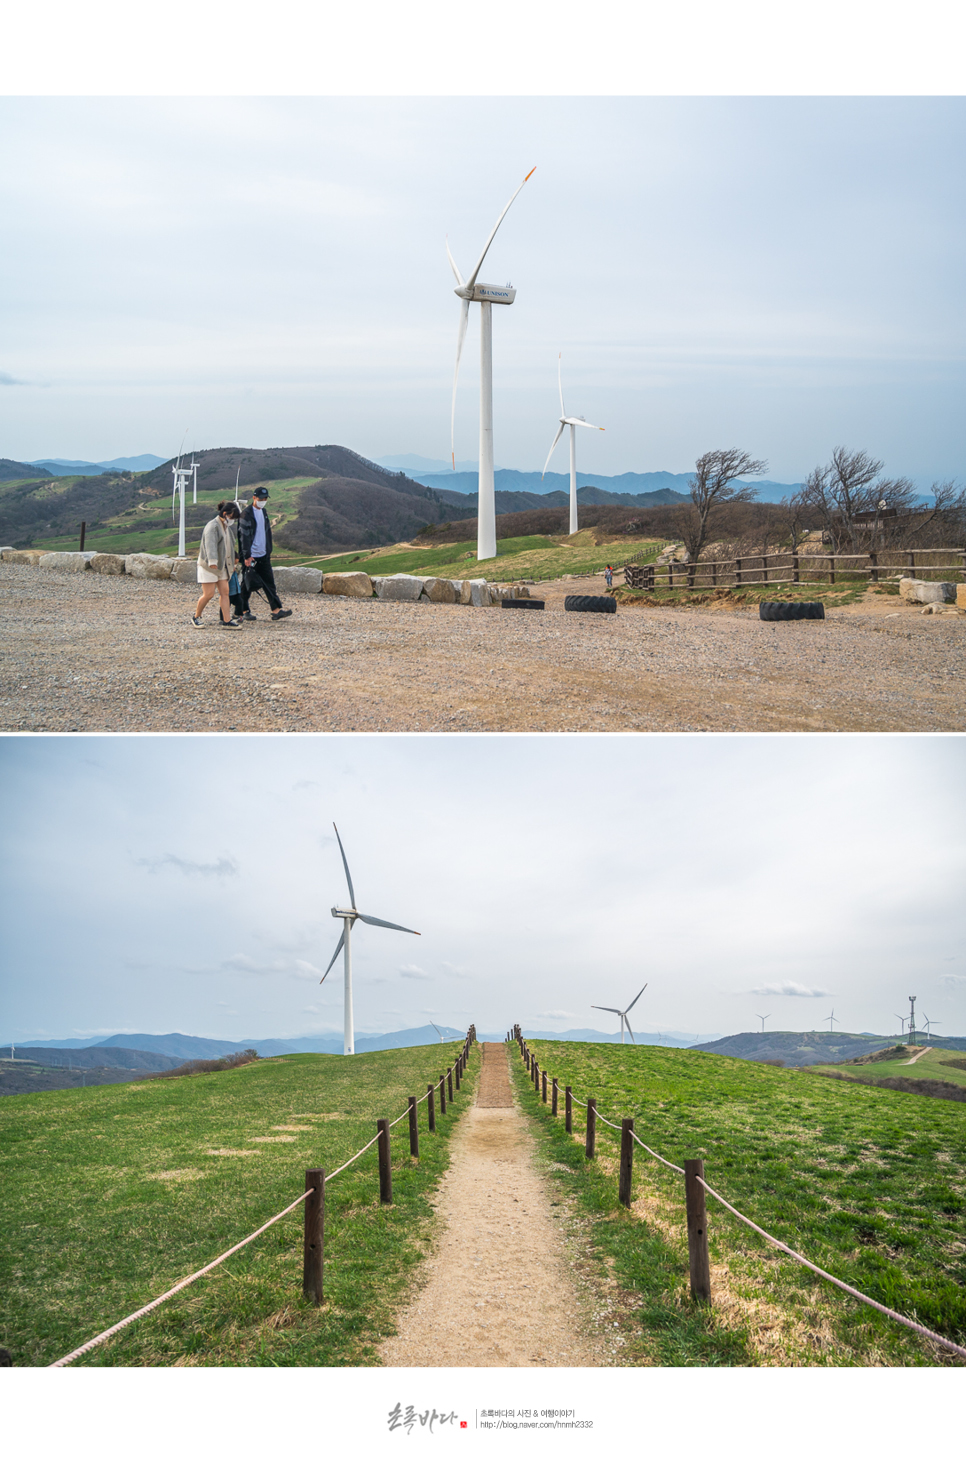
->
xmin=735 ymin=558 xmax=742 ymax=588
xmin=377 ymin=1120 xmax=392 ymax=1204
xmin=455 ymin=1058 xmax=461 ymax=1089
xmin=551 ymin=1077 xmax=558 ymax=1116
xmin=792 ymin=554 xmax=800 ymax=585
xmin=427 ymin=1082 xmax=436 ymax=1132
xmin=447 ymin=1068 xmax=454 ymax=1102
xmin=586 ymin=1099 xmax=596 ymax=1159
xmin=907 ymin=550 xmax=916 ymax=579
xmin=868 ymin=550 xmax=877 ymax=583
xmin=711 ymin=561 xmax=718 ymax=587
xmin=542 ymin=1069 xmax=547 ymax=1103
xmin=408 ymin=1096 xmax=419 ymax=1158
xmin=565 ymin=1086 xmax=573 ymax=1134
xmin=302 ymin=1168 xmax=325 ymax=1305
xmin=439 ymin=1075 xmax=447 ymax=1115
xmin=619 ymin=1120 xmax=634 ymax=1208
xmin=828 ymin=554 xmax=836 ymax=585
xmin=684 ymin=1159 xmax=711 ymax=1302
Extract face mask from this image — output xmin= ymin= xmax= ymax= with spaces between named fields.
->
xmin=254 ymin=500 xmax=266 ymax=509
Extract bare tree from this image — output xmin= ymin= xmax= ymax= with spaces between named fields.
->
xmin=776 ymin=488 xmax=812 ymax=554
xmin=673 ymin=448 xmax=767 ymax=573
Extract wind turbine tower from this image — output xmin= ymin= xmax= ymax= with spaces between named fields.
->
xmin=908 ymin=995 xmax=917 ymax=1046
xmin=448 ymin=169 xmax=535 ymax=561
xmin=756 ymin=1014 xmax=770 ymax=1033
xmin=319 ymin=824 xmax=421 ymax=1055
xmin=171 ymin=456 xmax=191 ymax=559
xmin=542 ymin=355 xmax=605 ymax=535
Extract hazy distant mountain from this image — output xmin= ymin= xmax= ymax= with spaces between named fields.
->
xmin=689 ymin=1031 xmax=909 ymax=1066
xmin=377 ymin=454 xmax=479 ymax=475
xmin=432 ymin=485 xmax=688 ymax=517
xmin=10 ymin=1026 xmax=471 ymax=1059
xmin=27 ymin=455 xmax=166 ymax=476
xmin=0 ymin=457 xmax=45 ymax=482
xmin=417 ymin=469 xmax=803 ymax=503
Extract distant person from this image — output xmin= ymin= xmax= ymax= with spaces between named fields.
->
xmin=239 ymin=487 xmax=291 ymax=621
xmin=192 ymin=501 xmax=241 ymax=628
xmin=604 ymin=565 xmax=614 ymax=589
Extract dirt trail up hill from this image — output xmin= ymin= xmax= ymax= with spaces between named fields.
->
xmin=378 ymin=1044 xmax=613 ymax=1368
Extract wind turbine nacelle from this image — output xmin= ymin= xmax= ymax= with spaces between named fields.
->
xmin=456 ymin=283 xmax=517 ymax=305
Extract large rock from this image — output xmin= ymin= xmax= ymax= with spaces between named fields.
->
xmin=374 ymin=573 xmax=424 ymax=602
xmin=958 ymin=585 xmax=966 ymax=610
xmin=170 ymin=558 xmax=201 ymax=584
xmin=422 ymin=577 xmax=458 ymax=603
xmin=39 ymin=551 xmax=93 ymax=572
xmin=126 ymin=553 xmax=174 ymax=580
xmin=899 ymin=578 xmax=955 ymax=605
xmin=89 ymin=553 xmax=127 ymax=576
xmin=0 ymin=546 xmax=13 ymax=555
xmin=2 ymin=549 xmax=48 ymax=565
xmin=323 ymin=571 xmax=373 ymax=598
xmin=273 ymin=565 xmax=323 ymax=594
xmin=467 ymin=578 xmax=492 ymax=607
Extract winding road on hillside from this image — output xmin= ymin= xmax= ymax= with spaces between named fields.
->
xmin=378 ymin=1044 xmax=615 ymax=1368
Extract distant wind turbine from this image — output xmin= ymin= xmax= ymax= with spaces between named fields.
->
xmin=822 ymin=1009 xmax=837 ymax=1032
xmin=320 ymin=824 xmax=421 ymax=1056
xmin=894 ymin=1013 xmax=908 ymax=1038
xmin=542 ymin=354 xmax=605 ymax=535
xmin=922 ymin=1015 xmax=941 ymax=1041
xmin=592 ymin=984 xmax=647 ymax=1044
xmin=447 ymin=168 xmax=535 ymax=561
xmin=756 ymin=1014 xmax=771 ymax=1033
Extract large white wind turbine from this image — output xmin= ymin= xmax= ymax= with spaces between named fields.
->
xmin=542 ymin=355 xmax=605 ymax=535
xmin=448 ymin=168 xmax=535 ymax=561
xmin=319 ymin=824 xmax=421 ymax=1056
xmin=592 ymin=984 xmax=647 ymax=1044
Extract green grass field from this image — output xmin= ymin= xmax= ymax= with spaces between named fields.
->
xmin=0 ymin=1042 xmax=476 ymax=1367
xmin=514 ymin=1039 xmax=966 ymax=1366
xmin=300 ymin=534 xmax=666 ymax=584
xmin=807 ymin=1045 xmax=966 ymax=1090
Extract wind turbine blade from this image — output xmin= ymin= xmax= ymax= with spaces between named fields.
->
xmin=357 ymin=913 xmax=420 ymax=935
xmin=542 ymin=421 xmax=566 ymax=477
xmin=591 ymin=1005 xmax=622 ymax=1015
xmin=624 ymin=1017 xmax=636 ymax=1044
xmin=320 ymin=929 xmax=346 ymax=983
xmin=464 ymin=167 xmax=536 ymax=292
xmin=332 ymin=823 xmax=356 ymax=911
xmin=450 ymin=297 xmax=470 ymax=468
xmin=565 ymin=418 xmax=605 ymax=432
xmin=624 ymin=983 xmax=648 ymax=1014
xmin=558 ymin=353 xmax=565 ymax=417
xmin=445 ymin=237 xmax=465 ymax=288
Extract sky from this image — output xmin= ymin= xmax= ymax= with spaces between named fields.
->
xmin=2 ymin=733 xmax=964 ymax=1047
xmin=1 ymin=96 xmax=964 ymax=487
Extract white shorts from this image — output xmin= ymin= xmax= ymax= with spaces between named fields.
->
xmin=197 ymin=565 xmax=221 ymax=584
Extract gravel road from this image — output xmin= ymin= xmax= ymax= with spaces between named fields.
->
xmin=2 ymin=565 xmax=964 ymax=732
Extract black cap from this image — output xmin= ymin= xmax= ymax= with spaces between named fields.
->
xmin=253 ymin=487 xmax=269 ymax=499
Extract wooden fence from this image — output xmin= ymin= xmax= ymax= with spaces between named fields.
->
xmin=623 ymin=547 xmax=966 ymax=593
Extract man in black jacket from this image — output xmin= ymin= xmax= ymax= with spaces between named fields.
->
xmin=238 ymin=488 xmax=291 ymax=621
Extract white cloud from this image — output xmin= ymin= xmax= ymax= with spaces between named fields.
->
xmin=749 ymin=981 xmax=833 ymax=997
xmin=940 ymin=974 xmax=966 ymax=987
xmin=538 ymin=1010 xmax=575 ymax=1020
xmin=399 ymin=964 xmax=430 ymax=979
xmin=134 ymin=852 xmax=238 ymax=879
xmin=440 ymin=961 xmax=470 ymax=978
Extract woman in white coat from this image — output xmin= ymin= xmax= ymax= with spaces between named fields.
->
xmin=191 ymin=502 xmax=241 ymax=628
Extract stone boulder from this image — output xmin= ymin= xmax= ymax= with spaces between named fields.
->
xmin=422 ymin=577 xmax=458 ymax=603
xmin=921 ymin=601 xmax=959 ymax=615
xmin=126 ymin=553 xmax=174 ymax=580
xmin=467 ymin=578 xmax=492 ymax=607
xmin=89 ymin=553 xmax=127 ymax=576
xmin=0 ymin=546 xmax=13 ymax=555
xmin=273 ymin=565 xmax=322 ymax=594
xmin=39 ymin=551 xmax=94 ymax=572
xmin=323 ymin=571 xmax=373 ymax=598
xmin=374 ymin=573 xmax=424 ymax=601
xmin=899 ymin=578 xmax=955 ymax=605
xmin=2 ymin=550 xmax=48 ymax=565
xmin=958 ymin=585 xmax=966 ymax=610
xmin=170 ymin=558 xmax=201 ymax=584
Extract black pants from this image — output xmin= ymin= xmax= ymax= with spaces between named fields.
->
xmin=245 ymin=555 xmax=282 ymax=612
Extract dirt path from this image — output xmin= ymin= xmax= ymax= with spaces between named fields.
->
xmin=378 ymin=1044 xmax=612 ymax=1367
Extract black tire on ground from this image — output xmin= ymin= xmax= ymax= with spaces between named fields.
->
xmin=760 ymin=600 xmax=825 ymax=621
xmin=564 ymin=594 xmax=617 ymax=614
xmin=501 ymin=598 xmax=545 ymax=610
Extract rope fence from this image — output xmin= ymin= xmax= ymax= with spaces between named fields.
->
xmin=511 ymin=1026 xmax=966 ymax=1363
xmin=50 ymin=1029 xmax=477 ymax=1367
